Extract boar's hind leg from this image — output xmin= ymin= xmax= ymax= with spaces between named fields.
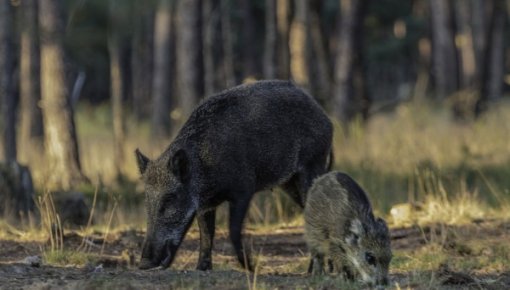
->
xmin=196 ymin=208 xmax=216 ymax=271
xmin=229 ymin=197 xmax=253 ymax=271
xmin=283 ymin=165 xmax=327 ymax=208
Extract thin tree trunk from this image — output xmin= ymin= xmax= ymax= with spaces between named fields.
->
xmin=152 ymin=0 xmax=174 ymax=137
xmin=454 ymin=0 xmax=477 ymax=88
xmin=289 ymin=0 xmax=310 ymax=89
xmin=471 ymin=0 xmax=486 ymax=82
xmin=277 ymin=0 xmax=290 ymax=79
xmin=220 ymin=0 xmax=235 ymax=88
xmin=19 ymin=0 xmax=44 ymax=156
xmin=109 ymin=0 xmax=127 ymax=177
xmin=241 ymin=0 xmax=256 ymax=80
xmin=310 ymin=1 xmax=331 ymax=106
xmin=203 ymin=0 xmax=219 ymax=95
xmin=333 ymin=0 xmax=367 ymax=124
xmin=475 ymin=0 xmax=506 ymax=116
xmin=39 ymin=0 xmax=86 ymax=190
xmin=0 ymin=0 xmax=17 ymax=163
xmin=429 ymin=0 xmax=458 ymax=98
xmin=176 ymin=0 xmax=203 ymax=124
xmin=131 ymin=1 xmax=154 ymax=119
xmin=264 ymin=0 xmax=277 ymax=79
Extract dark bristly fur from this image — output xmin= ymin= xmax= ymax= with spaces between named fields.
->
xmin=305 ymin=171 xmax=392 ymax=287
xmin=135 ymin=80 xmax=333 ymax=271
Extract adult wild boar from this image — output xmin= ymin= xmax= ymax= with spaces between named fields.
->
xmin=135 ymin=80 xmax=333 ymax=271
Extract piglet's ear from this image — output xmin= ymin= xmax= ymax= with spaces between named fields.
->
xmin=135 ymin=149 xmax=150 ymax=174
xmin=170 ymin=149 xmax=190 ymax=183
xmin=345 ymin=218 xmax=363 ymax=246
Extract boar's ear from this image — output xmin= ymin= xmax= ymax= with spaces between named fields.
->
xmin=170 ymin=149 xmax=189 ymax=183
xmin=345 ymin=218 xmax=364 ymax=246
xmin=135 ymin=149 xmax=150 ymax=174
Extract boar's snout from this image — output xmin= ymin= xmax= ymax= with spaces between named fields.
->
xmin=139 ymin=237 xmax=179 ymax=270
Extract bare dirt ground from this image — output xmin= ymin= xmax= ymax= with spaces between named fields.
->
xmin=1 ymin=220 xmax=509 ymax=289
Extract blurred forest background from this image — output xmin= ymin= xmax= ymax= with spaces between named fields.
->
xmin=1 ymin=0 xmax=510 ymax=227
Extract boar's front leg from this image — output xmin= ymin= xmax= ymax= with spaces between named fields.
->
xmin=229 ymin=197 xmax=253 ymax=271
xmin=196 ymin=208 xmax=216 ymax=271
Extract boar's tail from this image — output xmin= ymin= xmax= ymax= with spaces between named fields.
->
xmin=326 ymin=149 xmax=334 ymax=172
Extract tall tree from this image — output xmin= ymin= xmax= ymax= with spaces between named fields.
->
xmin=220 ymin=0 xmax=235 ymax=87
xmin=309 ymin=1 xmax=331 ymax=106
xmin=131 ymin=1 xmax=154 ymax=119
xmin=109 ymin=0 xmax=128 ymax=177
xmin=241 ymin=0 xmax=257 ymax=80
xmin=264 ymin=0 xmax=277 ymax=79
xmin=289 ymin=0 xmax=311 ymax=89
xmin=203 ymin=0 xmax=220 ymax=95
xmin=39 ymin=0 xmax=86 ymax=189
xmin=453 ymin=0 xmax=477 ymax=88
xmin=0 ymin=0 xmax=16 ymax=163
xmin=276 ymin=0 xmax=290 ymax=79
xmin=333 ymin=0 xmax=369 ymax=124
xmin=152 ymin=0 xmax=175 ymax=137
xmin=19 ymin=0 xmax=44 ymax=155
xmin=475 ymin=0 xmax=507 ymax=116
xmin=429 ymin=0 xmax=457 ymax=98
xmin=176 ymin=0 xmax=203 ymax=124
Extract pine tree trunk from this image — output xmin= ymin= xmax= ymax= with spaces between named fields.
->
xmin=220 ymin=0 xmax=236 ymax=88
xmin=176 ymin=0 xmax=203 ymax=123
xmin=109 ymin=0 xmax=127 ymax=177
xmin=19 ymin=0 xmax=44 ymax=156
xmin=277 ymin=0 xmax=290 ymax=80
xmin=131 ymin=2 xmax=154 ymax=120
xmin=39 ymin=0 xmax=86 ymax=190
xmin=152 ymin=0 xmax=174 ymax=137
xmin=475 ymin=0 xmax=506 ymax=116
xmin=241 ymin=0 xmax=257 ymax=80
xmin=289 ymin=0 xmax=310 ymax=89
xmin=454 ymin=0 xmax=477 ymax=88
xmin=333 ymin=0 xmax=368 ymax=124
xmin=0 ymin=0 xmax=17 ymax=163
xmin=429 ymin=0 xmax=458 ymax=98
xmin=203 ymin=0 xmax=219 ymax=95
xmin=309 ymin=1 xmax=331 ymax=107
xmin=264 ymin=0 xmax=277 ymax=79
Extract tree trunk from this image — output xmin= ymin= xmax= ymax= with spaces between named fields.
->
xmin=0 ymin=0 xmax=17 ymax=163
xmin=470 ymin=0 xmax=486 ymax=82
xmin=19 ymin=0 xmax=44 ymax=156
xmin=309 ymin=1 xmax=331 ymax=107
xmin=176 ymin=0 xmax=203 ymax=124
xmin=289 ymin=0 xmax=310 ymax=89
xmin=277 ymin=0 xmax=290 ymax=79
xmin=203 ymin=0 xmax=220 ymax=95
xmin=152 ymin=0 xmax=174 ymax=137
xmin=333 ymin=0 xmax=368 ymax=124
xmin=429 ymin=0 xmax=458 ymax=98
xmin=475 ymin=0 xmax=506 ymax=116
xmin=264 ymin=0 xmax=277 ymax=79
xmin=109 ymin=0 xmax=127 ymax=177
xmin=39 ymin=0 xmax=86 ymax=190
xmin=131 ymin=1 xmax=154 ymax=120
xmin=220 ymin=0 xmax=235 ymax=88
xmin=241 ymin=0 xmax=257 ymax=80
xmin=454 ymin=0 xmax=477 ymax=88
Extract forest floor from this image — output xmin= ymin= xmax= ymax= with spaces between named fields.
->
xmin=1 ymin=218 xmax=509 ymax=290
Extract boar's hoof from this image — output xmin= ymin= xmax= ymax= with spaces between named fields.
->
xmin=196 ymin=259 xmax=212 ymax=271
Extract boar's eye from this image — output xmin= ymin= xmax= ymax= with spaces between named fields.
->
xmin=365 ymin=252 xmax=376 ymax=266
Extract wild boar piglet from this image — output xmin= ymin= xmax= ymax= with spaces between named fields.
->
xmin=305 ymin=171 xmax=392 ymax=287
